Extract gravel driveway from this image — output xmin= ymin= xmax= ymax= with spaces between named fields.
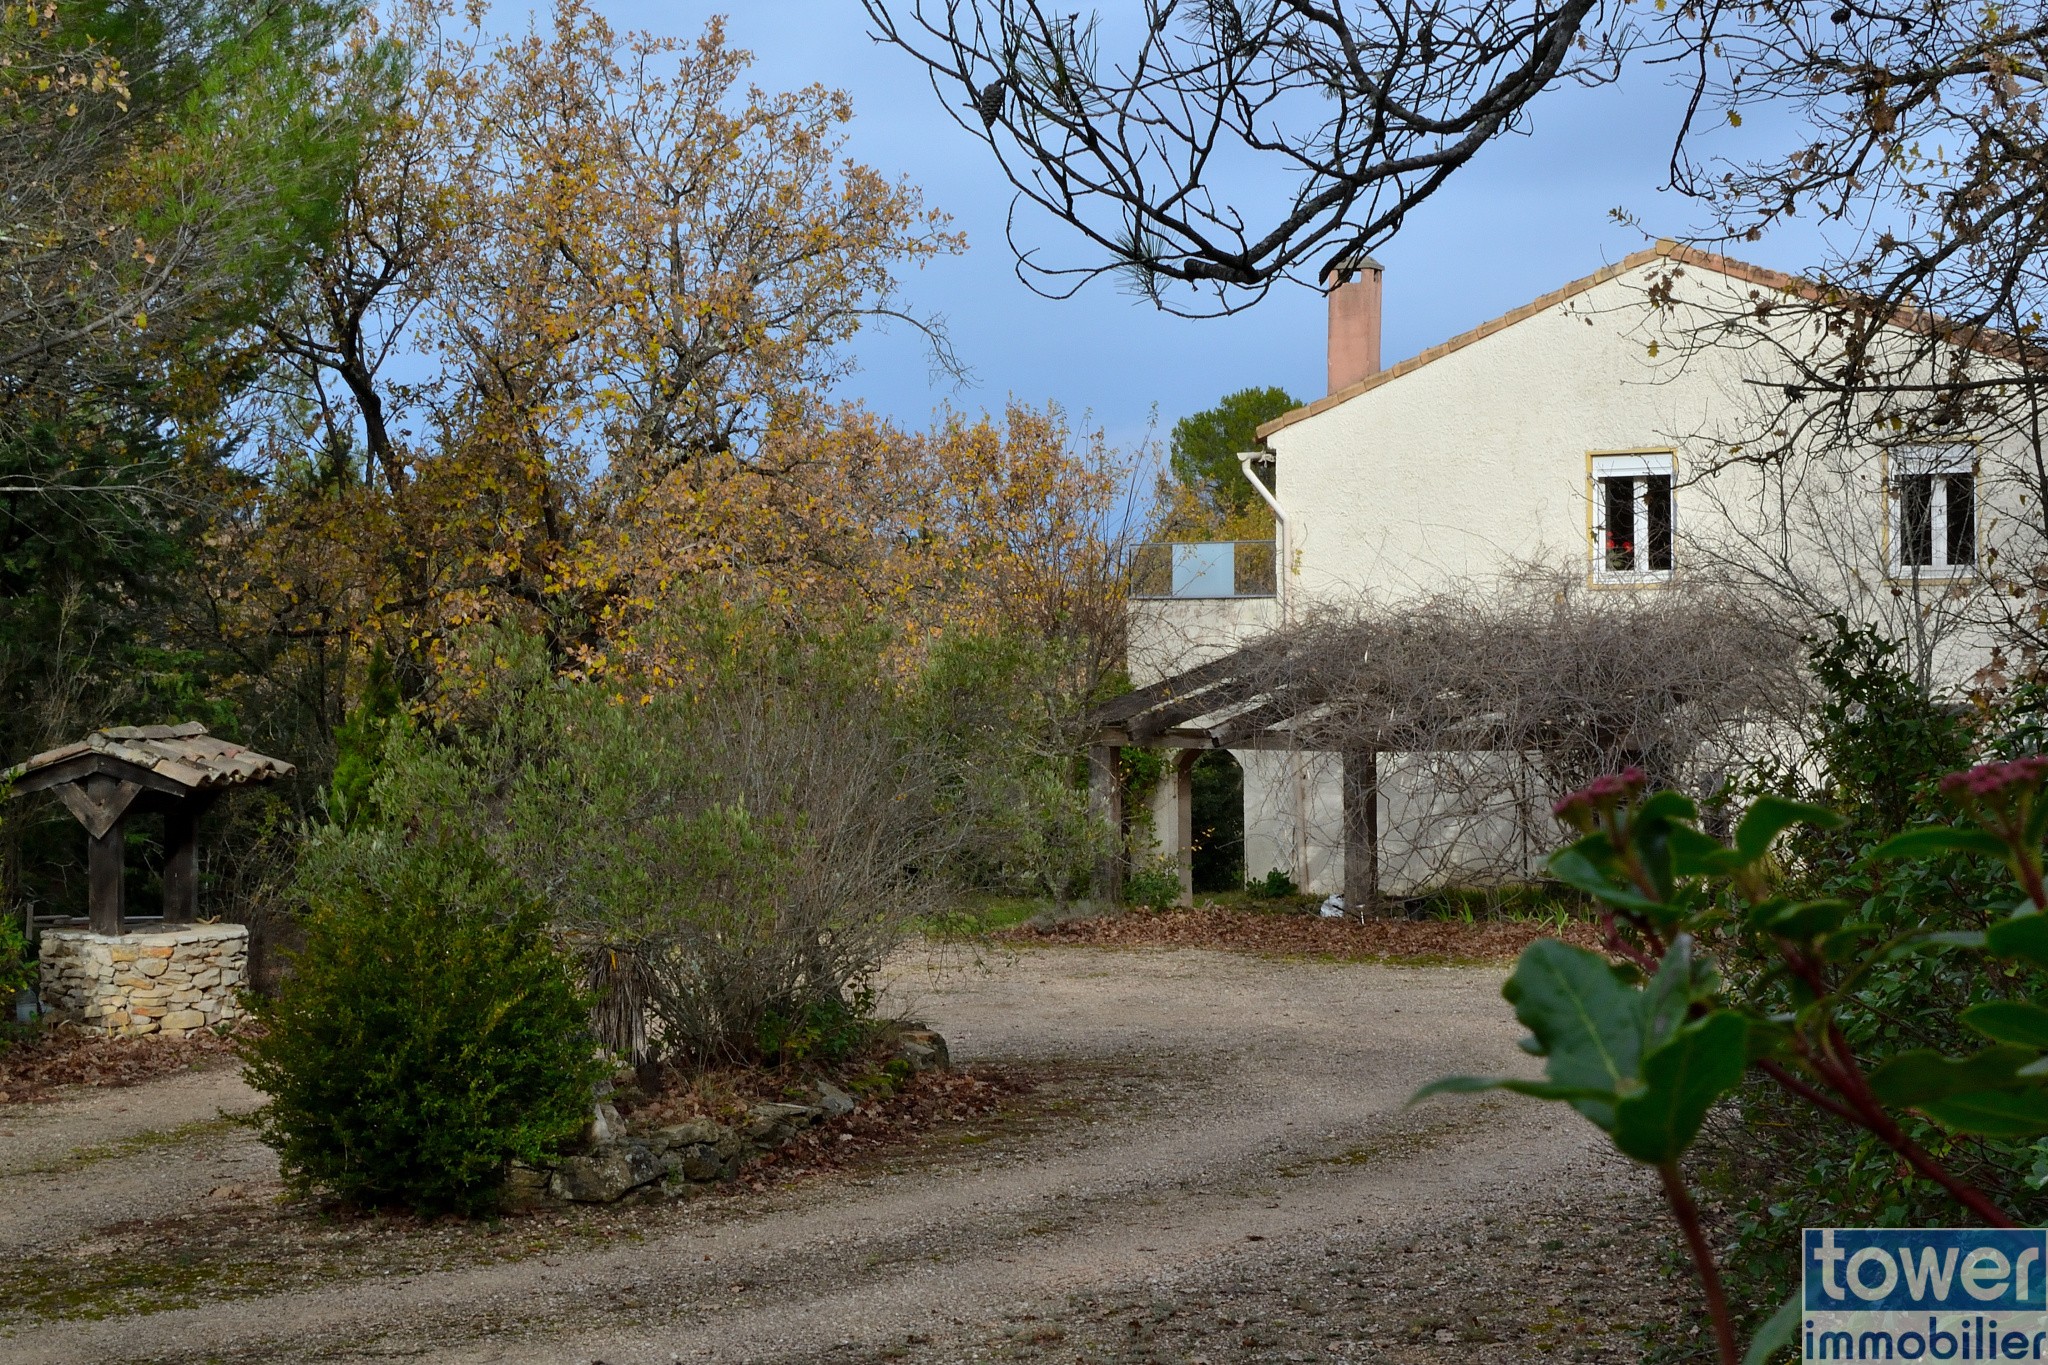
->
xmin=0 ymin=946 xmax=1675 ymax=1364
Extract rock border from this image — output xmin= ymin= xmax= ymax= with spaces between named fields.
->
xmin=518 ymin=1027 xmax=951 ymax=1206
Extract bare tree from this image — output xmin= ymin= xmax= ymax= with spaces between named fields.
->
xmin=1588 ymin=0 xmax=2048 ymax=676
xmin=860 ymin=0 xmax=1626 ymax=313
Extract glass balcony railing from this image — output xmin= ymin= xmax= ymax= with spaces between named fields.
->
xmin=1129 ymin=541 xmax=1277 ymax=600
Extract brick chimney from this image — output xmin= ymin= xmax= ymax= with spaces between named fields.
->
xmin=1325 ymin=254 xmax=1383 ymax=395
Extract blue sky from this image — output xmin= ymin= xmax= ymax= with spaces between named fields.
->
xmin=597 ymin=2 xmax=1825 ymax=453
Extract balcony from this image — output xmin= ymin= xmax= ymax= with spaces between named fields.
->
xmin=1129 ymin=541 xmax=1277 ymax=600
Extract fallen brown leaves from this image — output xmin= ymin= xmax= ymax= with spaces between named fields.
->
xmin=999 ymin=906 xmax=1603 ymax=963
xmin=614 ymin=1047 xmax=1034 ymax=1192
xmin=0 ymin=1023 xmax=241 ymax=1105
xmin=739 ymin=1065 xmax=1031 ymax=1189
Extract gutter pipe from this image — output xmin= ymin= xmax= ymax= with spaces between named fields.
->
xmin=1236 ymin=451 xmax=1287 ymax=625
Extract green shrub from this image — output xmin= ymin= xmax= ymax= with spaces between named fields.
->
xmin=1678 ymin=620 xmax=2027 ymax=1360
xmin=0 ymin=913 xmax=35 ymax=1047
xmin=754 ymin=984 xmax=877 ymax=1067
xmin=326 ymin=648 xmax=403 ymax=826
xmin=1122 ymin=859 xmax=1182 ymax=907
xmin=242 ymin=832 xmax=604 ymax=1216
xmin=0 ymin=915 xmax=32 ymax=1001
xmin=1423 ymin=623 xmax=2048 ymax=1364
xmin=350 ymin=617 xmax=956 ymax=1066
xmin=1247 ymin=867 xmax=1298 ymax=898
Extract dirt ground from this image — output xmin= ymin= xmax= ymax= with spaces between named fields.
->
xmin=0 ymin=945 xmax=1694 ymax=1364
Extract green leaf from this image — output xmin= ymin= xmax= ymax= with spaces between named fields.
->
xmin=1637 ymin=789 xmax=1700 ymax=826
xmin=1868 ymin=826 xmax=2010 ymax=862
xmin=1612 ymin=1012 xmax=1750 ymax=1163
xmin=1867 ymin=1045 xmax=2037 ymax=1106
xmin=1922 ymin=1088 xmax=2048 ymax=1138
xmin=1734 ymin=795 xmax=1844 ymax=863
xmin=1989 ymin=915 xmax=2048 ymax=971
xmin=1743 ymin=1018 xmax=1792 ymax=1063
xmin=1888 ymin=930 xmax=1986 ymax=958
xmin=1501 ymin=939 xmax=1648 ymax=1130
xmin=1548 ymin=846 xmax=1665 ymax=914
xmin=1744 ymin=1293 xmax=1802 ymax=1365
xmin=1821 ymin=922 xmax=1885 ymax=960
xmin=2026 ymin=794 xmax=2048 ymax=851
xmin=1964 ymin=1002 xmax=2048 ymax=1049
xmin=1668 ymin=823 xmax=1740 ymax=877
xmin=1631 ymin=791 xmax=1699 ymax=902
xmin=1756 ymin=898 xmax=1854 ymax=940
xmin=1639 ymin=934 xmax=1713 ymax=1051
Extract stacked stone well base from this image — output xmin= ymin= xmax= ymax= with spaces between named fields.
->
xmin=39 ymin=924 xmax=248 ymax=1038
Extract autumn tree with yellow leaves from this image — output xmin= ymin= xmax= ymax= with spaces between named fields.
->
xmin=0 ymin=0 xmax=1153 ymax=931
xmin=211 ymin=0 xmax=1144 ymax=757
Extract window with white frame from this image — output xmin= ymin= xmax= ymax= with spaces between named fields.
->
xmin=1890 ymin=447 xmax=1976 ymax=575
xmin=1591 ymin=452 xmax=1675 ymax=583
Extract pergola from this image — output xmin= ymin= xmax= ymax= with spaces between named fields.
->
xmin=1087 ymin=644 xmax=1399 ymax=914
xmin=1093 ymin=591 xmax=1786 ymax=913
xmin=7 ymin=723 xmax=296 ymax=935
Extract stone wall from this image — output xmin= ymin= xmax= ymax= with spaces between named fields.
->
xmin=38 ymin=924 xmax=249 ymax=1038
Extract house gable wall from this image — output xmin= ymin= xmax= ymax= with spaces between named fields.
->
xmin=1265 ymin=263 xmax=1728 ymax=604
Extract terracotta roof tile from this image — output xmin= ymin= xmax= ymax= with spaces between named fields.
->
xmin=7 ymin=724 xmax=295 ymax=790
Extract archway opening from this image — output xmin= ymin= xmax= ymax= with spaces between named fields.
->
xmin=1189 ymin=750 xmax=1245 ymax=893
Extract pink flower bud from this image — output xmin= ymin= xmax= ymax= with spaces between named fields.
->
xmin=1939 ymin=756 xmax=2048 ymax=804
xmin=1552 ymin=767 xmax=1648 ymax=830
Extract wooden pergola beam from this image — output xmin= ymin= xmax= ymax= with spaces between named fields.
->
xmin=1127 ymin=679 xmax=1266 ymax=743
xmin=1091 ymin=651 xmax=1256 ymax=727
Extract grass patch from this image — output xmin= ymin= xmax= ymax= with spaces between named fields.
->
xmin=4 ymin=1115 xmax=244 ymax=1178
xmin=920 ymin=888 xmax=1332 ymax=938
xmin=1397 ymin=881 xmax=1595 ymax=928
xmin=1003 ymin=905 xmax=1600 ymax=964
xmin=928 ymin=883 xmax=1597 ymax=937
xmin=917 ymin=894 xmax=1047 ymax=938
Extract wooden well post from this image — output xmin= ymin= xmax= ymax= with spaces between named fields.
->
xmin=7 ymin=723 xmax=293 ymax=935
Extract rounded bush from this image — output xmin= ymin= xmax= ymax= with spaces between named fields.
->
xmin=243 ymin=835 xmax=603 ymax=1215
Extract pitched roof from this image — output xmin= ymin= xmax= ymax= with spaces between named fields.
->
xmin=1254 ymin=239 xmax=2001 ymax=440
xmin=8 ymin=723 xmax=296 ymax=793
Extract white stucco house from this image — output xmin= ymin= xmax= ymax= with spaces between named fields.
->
xmin=1115 ymin=240 xmax=2027 ymax=903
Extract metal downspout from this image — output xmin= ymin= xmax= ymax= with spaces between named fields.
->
xmin=1237 ymin=452 xmax=1287 ymax=627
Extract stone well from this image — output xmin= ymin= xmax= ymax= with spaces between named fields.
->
xmin=38 ymin=923 xmax=248 ymax=1038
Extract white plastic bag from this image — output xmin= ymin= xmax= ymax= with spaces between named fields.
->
xmin=1318 ymin=893 xmax=1346 ymax=918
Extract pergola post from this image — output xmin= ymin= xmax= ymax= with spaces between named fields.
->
xmin=1342 ymin=748 xmax=1380 ymax=916
xmin=1087 ymin=743 xmax=1123 ymax=905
